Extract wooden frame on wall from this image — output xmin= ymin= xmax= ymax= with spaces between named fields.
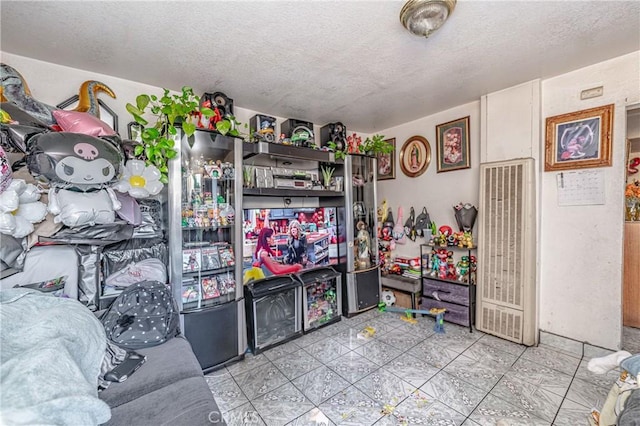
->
xmin=544 ymin=104 xmax=614 ymax=171
xmin=435 ymin=116 xmax=470 ymax=173
xmin=376 ymin=137 xmax=395 ymax=180
xmin=399 ymin=135 xmax=431 ymax=178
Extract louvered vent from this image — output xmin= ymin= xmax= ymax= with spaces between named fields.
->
xmin=476 ymin=158 xmax=537 ymax=345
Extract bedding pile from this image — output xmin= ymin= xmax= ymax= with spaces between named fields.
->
xmin=0 ymin=288 xmax=111 ymax=425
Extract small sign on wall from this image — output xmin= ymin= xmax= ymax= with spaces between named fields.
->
xmin=557 ymin=169 xmax=605 ymax=206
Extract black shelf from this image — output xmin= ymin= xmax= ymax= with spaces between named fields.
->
xmin=243 ymin=141 xmax=338 ymax=163
xmin=182 ymin=225 xmax=234 ymax=231
xmin=183 ymin=265 xmax=234 ymax=277
xmin=243 ymin=188 xmax=344 ymax=197
xmin=420 ymin=274 xmax=472 ymax=286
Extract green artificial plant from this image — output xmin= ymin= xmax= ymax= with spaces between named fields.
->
xmin=359 ymin=134 xmax=393 ymax=156
xmin=328 ymin=133 xmax=393 ymax=161
xmin=126 ymin=86 xmax=243 ymax=183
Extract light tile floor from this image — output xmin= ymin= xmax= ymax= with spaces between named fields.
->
xmin=206 ymin=310 xmax=617 ymax=425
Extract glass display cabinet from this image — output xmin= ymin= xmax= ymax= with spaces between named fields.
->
xmin=342 ymin=154 xmax=380 ymax=316
xmin=168 ymin=129 xmax=245 ymax=372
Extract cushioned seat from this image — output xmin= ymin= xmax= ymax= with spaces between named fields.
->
xmin=105 ymin=377 xmax=219 ymax=426
xmin=99 ymin=336 xmax=224 ymax=425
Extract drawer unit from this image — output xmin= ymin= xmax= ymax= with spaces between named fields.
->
xmin=420 ymin=297 xmax=470 ymax=327
xmin=422 ymin=278 xmax=470 ymax=305
xmin=420 ymin=244 xmax=477 ymax=332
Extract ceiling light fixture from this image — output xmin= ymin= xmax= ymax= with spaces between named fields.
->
xmin=400 ymin=0 xmax=456 ymax=38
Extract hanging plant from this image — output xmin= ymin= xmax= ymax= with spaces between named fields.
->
xmin=126 ymin=86 xmax=243 ymax=184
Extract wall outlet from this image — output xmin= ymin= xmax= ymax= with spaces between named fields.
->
xmin=581 ymin=86 xmax=604 ymax=100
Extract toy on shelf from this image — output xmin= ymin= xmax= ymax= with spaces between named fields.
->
xmin=377 ymin=302 xmax=446 ymax=333
xmin=456 ymin=256 xmax=471 ymax=283
xmin=453 ymin=202 xmax=478 ymax=232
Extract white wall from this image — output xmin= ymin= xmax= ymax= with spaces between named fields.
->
xmin=0 ymin=52 xmax=326 ymax=143
xmin=376 ymin=102 xmax=481 ymax=258
xmin=5 ymin=49 xmax=639 ymax=349
xmin=539 ymin=52 xmax=640 ymax=349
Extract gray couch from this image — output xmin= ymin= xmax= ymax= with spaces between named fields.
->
xmin=99 ymin=336 xmax=225 ymax=425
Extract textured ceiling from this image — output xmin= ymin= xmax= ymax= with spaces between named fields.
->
xmin=1 ymin=1 xmax=639 ymax=132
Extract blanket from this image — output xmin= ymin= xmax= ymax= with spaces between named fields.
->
xmin=0 ymin=288 xmax=111 ymax=425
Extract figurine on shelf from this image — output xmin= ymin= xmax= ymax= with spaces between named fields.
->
xmin=459 ymin=231 xmax=473 ymax=248
xmin=431 ymin=248 xmax=451 ymax=279
xmin=456 ymin=256 xmax=471 ymax=282
xmin=356 ymin=221 xmax=371 ymax=269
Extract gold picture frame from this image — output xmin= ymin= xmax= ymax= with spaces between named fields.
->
xmin=376 ymin=137 xmax=395 ymax=180
xmin=435 ymin=116 xmax=470 ymax=173
xmin=399 ymin=135 xmax=431 ymax=178
xmin=544 ymin=104 xmax=614 ymax=171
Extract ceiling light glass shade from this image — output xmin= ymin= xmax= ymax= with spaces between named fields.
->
xmin=400 ymin=0 xmax=456 ymax=38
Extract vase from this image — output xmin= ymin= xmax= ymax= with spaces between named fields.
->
xmin=626 ymin=198 xmax=639 ymax=221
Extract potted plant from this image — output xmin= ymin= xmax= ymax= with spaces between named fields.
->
xmin=359 ymin=134 xmax=393 ymax=156
xmin=126 ymin=86 xmax=243 ymax=183
xmin=328 ymin=133 xmax=393 ymax=160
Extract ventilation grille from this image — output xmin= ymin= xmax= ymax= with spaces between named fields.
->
xmin=477 ymin=158 xmax=536 ymax=345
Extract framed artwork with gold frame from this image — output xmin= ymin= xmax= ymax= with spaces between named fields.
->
xmin=399 ymin=135 xmax=431 ymax=178
xmin=544 ymin=104 xmax=614 ymax=171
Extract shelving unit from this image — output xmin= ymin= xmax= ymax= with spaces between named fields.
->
xmin=420 ymin=244 xmax=476 ymax=332
xmin=168 ymin=128 xmax=245 ymax=372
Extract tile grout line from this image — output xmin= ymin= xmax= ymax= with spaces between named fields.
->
xmin=549 ymin=351 xmax=585 ymax=426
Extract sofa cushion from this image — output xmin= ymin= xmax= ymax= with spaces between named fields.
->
xmin=104 ymin=376 xmax=223 ymax=426
xmin=99 ymin=336 xmax=203 ymax=408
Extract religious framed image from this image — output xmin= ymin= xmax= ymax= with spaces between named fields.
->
xmin=377 ymin=137 xmax=395 ymax=180
xmin=544 ymin=104 xmax=614 ymax=171
xmin=435 ymin=116 xmax=470 ymax=173
xmin=399 ymin=135 xmax=431 ymax=178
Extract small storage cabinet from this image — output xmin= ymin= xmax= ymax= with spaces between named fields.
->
xmin=420 ymin=244 xmax=476 ymax=331
xmin=297 ymin=267 xmax=342 ymax=331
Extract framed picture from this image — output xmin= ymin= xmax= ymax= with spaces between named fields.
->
xmin=56 ymin=95 xmax=118 ymax=132
xmin=376 ymin=137 xmax=395 ymax=180
xmin=544 ymin=104 xmax=614 ymax=171
xmin=127 ymin=121 xmax=143 ymax=142
xmin=399 ymin=135 xmax=431 ymax=178
xmin=435 ymin=116 xmax=470 ymax=173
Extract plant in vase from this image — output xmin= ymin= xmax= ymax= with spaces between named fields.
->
xmin=126 ymin=86 xmax=244 ymax=183
xmin=359 ymin=134 xmax=394 ymax=157
xmin=243 ymin=165 xmax=255 ymax=188
xmin=625 ymin=180 xmax=640 ymax=221
xmin=320 ymin=165 xmax=335 ymax=189
xmin=328 ymin=133 xmax=393 ymax=160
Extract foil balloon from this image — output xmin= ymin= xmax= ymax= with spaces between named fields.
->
xmin=27 ymin=132 xmax=124 ymax=191
xmin=0 ymin=63 xmax=58 ymax=126
xmin=0 ymin=179 xmax=47 ymax=238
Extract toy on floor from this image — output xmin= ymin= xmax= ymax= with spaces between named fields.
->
xmin=357 ymin=326 xmax=376 ymax=341
xmin=377 ymin=302 xmax=446 ymax=333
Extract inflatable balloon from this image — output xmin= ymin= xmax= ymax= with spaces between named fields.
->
xmin=52 ymin=110 xmax=117 ymax=137
xmin=0 ymin=64 xmax=58 ymax=126
xmin=114 ymin=160 xmax=163 ymax=199
xmin=48 ymin=187 xmax=121 ymax=228
xmin=27 ymin=132 xmax=124 ymax=191
xmin=0 ymin=179 xmax=47 ymax=238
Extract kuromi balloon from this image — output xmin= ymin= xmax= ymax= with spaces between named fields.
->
xmin=27 ymin=132 xmax=124 ymax=191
